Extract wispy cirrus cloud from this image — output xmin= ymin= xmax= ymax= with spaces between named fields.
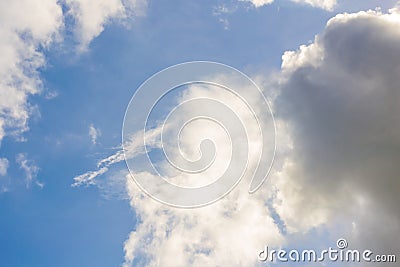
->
xmin=240 ymin=0 xmax=274 ymax=8
xmin=241 ymin=0 xmax=336 ymax=10
xmin=16 ymin=153 xmax=41 ymax=188
xmin=0 ymin=158 xmax=9 ymax=176
xmin=89 ymin=123 xmax=101 ymax=145
xmin=214 ymin=0 xmax=337 ymax=30
xmin=291 ymin=0 xmax=336 ymax=10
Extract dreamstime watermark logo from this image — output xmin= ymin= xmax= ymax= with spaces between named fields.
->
xmin=122 ymin=61 xmax=276 ymax=208
xmin=258 ymin=238 xmax=397 ymax=263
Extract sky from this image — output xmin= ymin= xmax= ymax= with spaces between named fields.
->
xmin=0 ymin=0 xmax=399 ymax=266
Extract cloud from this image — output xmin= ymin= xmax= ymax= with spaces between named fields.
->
xmin=291 ymin=0 xmax=336 ymax=11
xmin=240 ymin=0 xmax=274 ymax=8
xmin=272 ymin=6 xmax=400 ymax=255
xmin=89 ymin=123 xmax=101 ymax=145
xmin=72 ymin=124 xmax=163 ymax=187
xmin=16 ymin=153 xmax=41 ymax=188
xmin=65 ymin=0 xmax=125 ymax=50
xmin=124 ymin=6 xmax=399 ymax=266
xmin=123 ymin=176 xmax=283 ymax=267
xmin=241 ymin=0 xmax=336 ymax=10
xmin=65 ymin=0 xmax=147 ymax=51
xmin=0 ymin=0 xmax=149 ymax=147
xmin=74 ymin=76 xmax=281 ymax=266
xmin=212 ymin=4 xmax=237 ymax=30
xmin=72 ymin=166 xmax=109 ymax=187
xmin=73 ymin=4 xmax=400 ymax=266
xmin=0 ymin=0 xmax=149 ymax=194
xmin=0 ymin=158 xmax=9 ymax=176
xmin=0 ymin=0 xmax=63 ymax=145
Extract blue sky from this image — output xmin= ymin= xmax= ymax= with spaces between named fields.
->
xmin=1 ymin=0 xmax=399 ymax=266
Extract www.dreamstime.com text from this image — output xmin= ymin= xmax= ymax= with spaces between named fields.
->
xmin=258 ymin=238 xmax=397 ymax=263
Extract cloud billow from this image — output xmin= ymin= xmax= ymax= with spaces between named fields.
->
xmin=70 ymin=3 xmax=400 ymax=266
xmin=121 ymin=7 xmax=400 ymax=266
xmin=273 ymin=7 xmax=400 ymax=256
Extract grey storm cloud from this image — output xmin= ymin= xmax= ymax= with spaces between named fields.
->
xmin=274 ymin=8 xmax=400 ymax=257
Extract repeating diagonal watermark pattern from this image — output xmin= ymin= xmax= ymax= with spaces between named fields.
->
xmin=122 ymin=61 xmax=276 ymax=208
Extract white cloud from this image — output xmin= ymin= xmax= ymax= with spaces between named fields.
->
xmin=0 ymin=0 xmax=149 ymax=194
xmin=0 ymin=0 xmax=149 ymax=147
xmin=72 ymin=166 xmax=109 ymax=187
xmin=72 ymin=124 xmax=163 ymax=187
xmin=291 ymin=0 xmax=336 ymax=11
xmin=240 ymin=0 xmax=274 ymax=8
xmin=65 ymin=0 xmax=125 ymax=51
xmin=242 ymin=0 xmax=336 ymax=10
xmin=123 ymin=176 xmax=283 ymax=267
xmin=0 ymin=0 xmax=63 ymax=145
xmin=212 ymin=4 xmax=238 ymax=29
xmin=16 ymin=153 xmax=41 ymax=187
xmin=281 ymin=42 xmax=323 ymax=72
xmin=89 ymin=123 xmax=101 ymax=145
xmin=65 ymin=0 xmax=147 ymax=51
xmin=391 ymin=1 xmax=400 ymax=13
xmin=73 ymin=3 xmax=400 ymax=266
xmin=0 ymin=158 xmax=9 ymax=176
xmin=74 ymin=79 xmax=281 ymax=266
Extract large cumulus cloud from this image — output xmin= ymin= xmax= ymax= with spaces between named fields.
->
xmin=121 ymin=6 xmax=400 ymax=266
xmin=272 ymin=6 xmax=400 ymax=257
xmin=71 ymin=4 xmax=400 ymax=267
